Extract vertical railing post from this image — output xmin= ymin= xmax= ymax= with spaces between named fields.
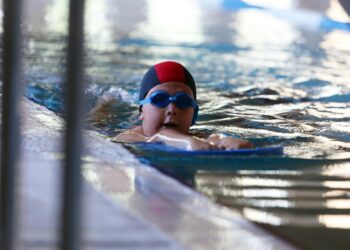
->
xmin=0 ymin=0 xmax=23 ymax=249
xmin=61 ymin=0 xmax=85 ymax=250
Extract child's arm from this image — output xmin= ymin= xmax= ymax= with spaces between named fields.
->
xmin=113 ymin=128 xmax=252 ymax=150
xmin=207 ymin=134 xmax=254 ymax=150
xmin=113 ymin=129 xmax=148 ymax=142
xmin=148 ymin=129 xmax=218 ymax=150
xmin=88 ymin=96 xmax=117 ymax=122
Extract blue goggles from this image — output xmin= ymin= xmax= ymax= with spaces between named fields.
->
xmin=139 ymin=90 xmax=199 ymax=125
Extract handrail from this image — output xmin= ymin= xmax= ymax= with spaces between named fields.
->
xmin=0 ymin=0 xmax=23 ymax=249
xmin=61 ymin=0 xmax=86 ymax=250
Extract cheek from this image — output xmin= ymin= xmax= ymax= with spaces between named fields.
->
xmin=146 ymin=106 xmax=162 ymax=117
xmin=179 ymin=109 xmax=194 ymax=127
xmin=142 ymin=106 xmax=164 ymax=126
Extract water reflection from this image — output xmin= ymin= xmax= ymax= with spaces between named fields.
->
xmin=243 ymin=208 xmax=350 ymax=229
xmin=243 ymin=0 xmax=297 ymax=10
xmin=196 ymin=173 xmax=350 ymax=189
xmin=200 ymin=187 xmax=350 ymax=199
xmin=85 ymin=0 xmax=115 ymax=50
xmin=82 ymin=163 xmax=136 ymax=201
xmin=21 ymin=0 xmax=147 ymax=38
xmin=243 ymin=208 xmax=283 ymax=225
xmin=321 ymin=162 xmax=350 ymax=177
xmin=42 ymin=0 xmax=67 ymax=34
xmin=195 ymin=166 xmax=350 ymax=231
xmin=233 ymin=9 xmax=298 ymax=48
xmin=135 ymin=0 xmax=205 ymax=44
xmin=319 ymin=214 xmax=350 ymax=229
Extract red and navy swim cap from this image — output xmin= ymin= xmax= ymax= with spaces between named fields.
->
xmin=139 ymin=61 xmax=196 ymax=102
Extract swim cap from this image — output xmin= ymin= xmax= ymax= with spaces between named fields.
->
xmin=139 ymin=61 xmax=196 ymax=102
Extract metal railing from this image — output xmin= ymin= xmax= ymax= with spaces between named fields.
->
xmin=0 ymin=0 xmax=86 ymax=249
xmin=0 ymin=0 xmax=23 ymax=249
xmin=62 ymin=0 xmax=85 ymax=249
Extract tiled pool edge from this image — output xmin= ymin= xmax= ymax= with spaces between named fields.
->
xmin=18 ymin=99 xmax=296 ymax=250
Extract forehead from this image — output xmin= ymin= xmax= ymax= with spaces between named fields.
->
xmin=147 ymin=82 xmax=193 ymax=96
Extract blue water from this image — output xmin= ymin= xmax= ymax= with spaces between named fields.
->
xmin=4 ymin=0 xmax=350 ymax=248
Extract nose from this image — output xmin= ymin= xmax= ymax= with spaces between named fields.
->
xmin=165 ymin=102 xmax=177 ymax=116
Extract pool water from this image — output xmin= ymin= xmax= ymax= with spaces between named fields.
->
xmin=3 ymin=0 xmax=350 ymax=249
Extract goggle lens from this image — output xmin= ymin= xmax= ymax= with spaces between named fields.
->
xmin=150 ymin=92 xmax=170 ymax=107
xmin=143 ymin=91 xmax=196 ymax=109
xmin=139 ymin=90 xmax=199 ymax=125
xmin=175 ymin=93 xmax=193 ymax=109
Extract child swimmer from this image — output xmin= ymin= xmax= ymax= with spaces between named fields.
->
xmin=113 ymin=61 xmax=253 ymax=151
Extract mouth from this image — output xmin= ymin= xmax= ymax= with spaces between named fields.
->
xmin=161 ymin=122 xmax=178 ymax=129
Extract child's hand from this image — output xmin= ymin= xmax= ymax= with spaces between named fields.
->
xmin=207 ymin=134 xmax=254 ymax=150
xmin=188 ymin=137 xmax=218 ymax=151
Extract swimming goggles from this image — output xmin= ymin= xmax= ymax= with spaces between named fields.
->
xmin=139 ymin=90 xmax=199 ymax=125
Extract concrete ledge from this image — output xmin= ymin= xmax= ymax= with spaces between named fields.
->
xmin=14 ymin=99 xmax=295 ymax=250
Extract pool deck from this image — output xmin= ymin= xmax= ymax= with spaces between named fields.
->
xmin=11 ymin=99 xmax=296 ymax=250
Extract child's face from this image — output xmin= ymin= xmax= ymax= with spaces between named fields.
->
xmin=140 ymin=82 xmax=195 ymax=136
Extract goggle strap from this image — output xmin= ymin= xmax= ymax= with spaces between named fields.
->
xmin=139 ymin=99 xmax=151 ymax=105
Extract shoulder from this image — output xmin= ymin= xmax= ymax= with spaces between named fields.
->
xmin=188 ymin=130 xmax=209 ymax=139
xmin=112 ymin=126 xmax=147 ymax=142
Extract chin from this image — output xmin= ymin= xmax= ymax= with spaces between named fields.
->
xmin=159 ymin=126 xmax=182 ymax=133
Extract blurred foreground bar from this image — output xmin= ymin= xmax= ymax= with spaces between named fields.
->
xmin=61 ymin=0 xmax=86 ymax=250
xmin=0 ymin=0 xmax=23 ymax=250
xmin=339 ymin=0 xmax=350 ymax=16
